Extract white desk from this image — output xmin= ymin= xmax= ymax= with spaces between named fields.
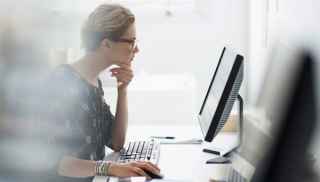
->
xmin=94 ymin=124 xmax=237 ymax=182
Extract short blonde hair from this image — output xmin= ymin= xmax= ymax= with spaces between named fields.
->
xmin=81 ymin=4 xmax=135 ymax=52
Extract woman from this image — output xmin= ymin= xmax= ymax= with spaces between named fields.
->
xmin=46 ymin=3 xmax=160 ymax=181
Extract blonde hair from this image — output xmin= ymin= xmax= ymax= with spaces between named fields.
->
xmin=81 ymin=4 xmax=135 ymax=52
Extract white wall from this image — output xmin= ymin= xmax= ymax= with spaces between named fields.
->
xmin=112 ymin=0 xmax=250 ymax=124
xmin=249 ymin=0 xmax=320 ymax=104
xmin=10 ymin=0 xmax=249 ymax=125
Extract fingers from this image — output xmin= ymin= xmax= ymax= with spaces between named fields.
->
xmin=110 ymin=67 xmax=134 ymax=86
xmin=109 ymin=163 xmax=152 ymax=179
xmin=112 ymin=73 xmax=132 ymax=85
xmin=110 ymin=67 xmax=133 ymax=76
xmin=131 ymin=167 xmax=149 ymax=178
xmin=112 ymin=62 xmax=132 ymax=71
xmin=110 ymin=162 xmax=161 ymax=180
xmin=144 ymin=161 xmax=160 ymax=171
xmin=118 ymin=62 xmax=132 ymax=68
xmin=110 ymin=69 xmax=133 ymax=79
xmin=132 ymin=161 xmax=160 ymax=174
xmin=139 ymin=161 xmax=160 ymax=173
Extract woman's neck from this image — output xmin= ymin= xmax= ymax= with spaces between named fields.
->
xmin=71 ymin=52 xmax=111 ymax=87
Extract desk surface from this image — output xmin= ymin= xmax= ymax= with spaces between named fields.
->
xmin=94 ymin=124 xmax=236 ymax=182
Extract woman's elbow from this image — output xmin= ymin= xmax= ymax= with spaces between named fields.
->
xmin=112 ymin=143 xmax=124 ymax=152
xmin=57 ymin=159 xmax=69 ymax=177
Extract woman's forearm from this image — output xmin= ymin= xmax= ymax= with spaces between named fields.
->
xmin=58 ymin=156 xmax=96 ymax=177
xmin=112 ymin=87 xmax=128 ymax=151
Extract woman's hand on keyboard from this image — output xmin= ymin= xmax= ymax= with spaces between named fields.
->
xmin=108 ymin=161 xmax=160 ymax=179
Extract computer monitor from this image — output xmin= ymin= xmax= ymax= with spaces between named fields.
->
xmin=198 ymin=47 xmax=244 ymax=142
xmin=252 ymin=49 xmax=318 ymax=182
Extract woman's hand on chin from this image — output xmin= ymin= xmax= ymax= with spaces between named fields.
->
xmin=110 ymin=62 xmax=133 ymax=90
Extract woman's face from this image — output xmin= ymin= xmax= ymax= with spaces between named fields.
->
xmin=107 ymin=23 xmax=139 ymax=65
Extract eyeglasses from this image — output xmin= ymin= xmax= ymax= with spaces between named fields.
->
xmin=117 ymin=38 xmax=138 ymax=50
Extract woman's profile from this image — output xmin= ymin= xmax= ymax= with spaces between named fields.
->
xmin=45 ymin=3 xmax=160 ymax=182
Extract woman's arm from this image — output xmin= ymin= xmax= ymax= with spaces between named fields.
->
xmin=58 ymin=156 xmax=160 ymax=179
xmin=57 ymin=156 xmax=96 ymax=177
xmin=109 ymin=63 xmax=135 ymax=151
xmin=109 ymin=63 xmax=134 ymax=151
xmin=111 ymin=87 xmax=128 ymax=151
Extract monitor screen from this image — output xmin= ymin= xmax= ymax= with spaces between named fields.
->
xmin=198 ymin=47 xmax=243 ymax=142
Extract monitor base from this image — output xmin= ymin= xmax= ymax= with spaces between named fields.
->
xmin=203 ymin=147 xmax=222 ymax=156
xmin=204 ymin=95 xmax=244 ymax=165
xmin=206 ymin=156 xmax=231 ymax=164
xmin=203 ymin=142 xmax=237 ymax=157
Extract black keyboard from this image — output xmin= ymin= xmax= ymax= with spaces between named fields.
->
xmin=118 ymin=139 xmax=160 ymax=164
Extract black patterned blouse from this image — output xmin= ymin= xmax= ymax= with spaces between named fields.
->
xmin=46 ymin=64 xmax=115 ymax=182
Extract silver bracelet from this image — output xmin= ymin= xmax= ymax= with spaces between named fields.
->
xmin=95 ymin=161 xmax=112 ymax=176
xmin=104 ymin=161 xmax=112 ymax=176
xmin=95 ymin=160 xmax=103 ymax=176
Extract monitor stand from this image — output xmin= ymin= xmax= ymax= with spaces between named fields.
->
xmin=203 ymin=95 xmax=243 ymax=164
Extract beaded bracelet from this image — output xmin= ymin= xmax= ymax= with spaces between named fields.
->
xmin=95 ymin=160 xmax=111 ymax=176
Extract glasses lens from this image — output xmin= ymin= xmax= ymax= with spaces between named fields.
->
xmin=118 ymin=38 xmax=137 ymax=50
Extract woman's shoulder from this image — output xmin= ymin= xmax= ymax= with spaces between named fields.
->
xmin=50 ymin=64 xmax=79 ymax=82
xmin=46 ymin=64 xmax=90 ymax=98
